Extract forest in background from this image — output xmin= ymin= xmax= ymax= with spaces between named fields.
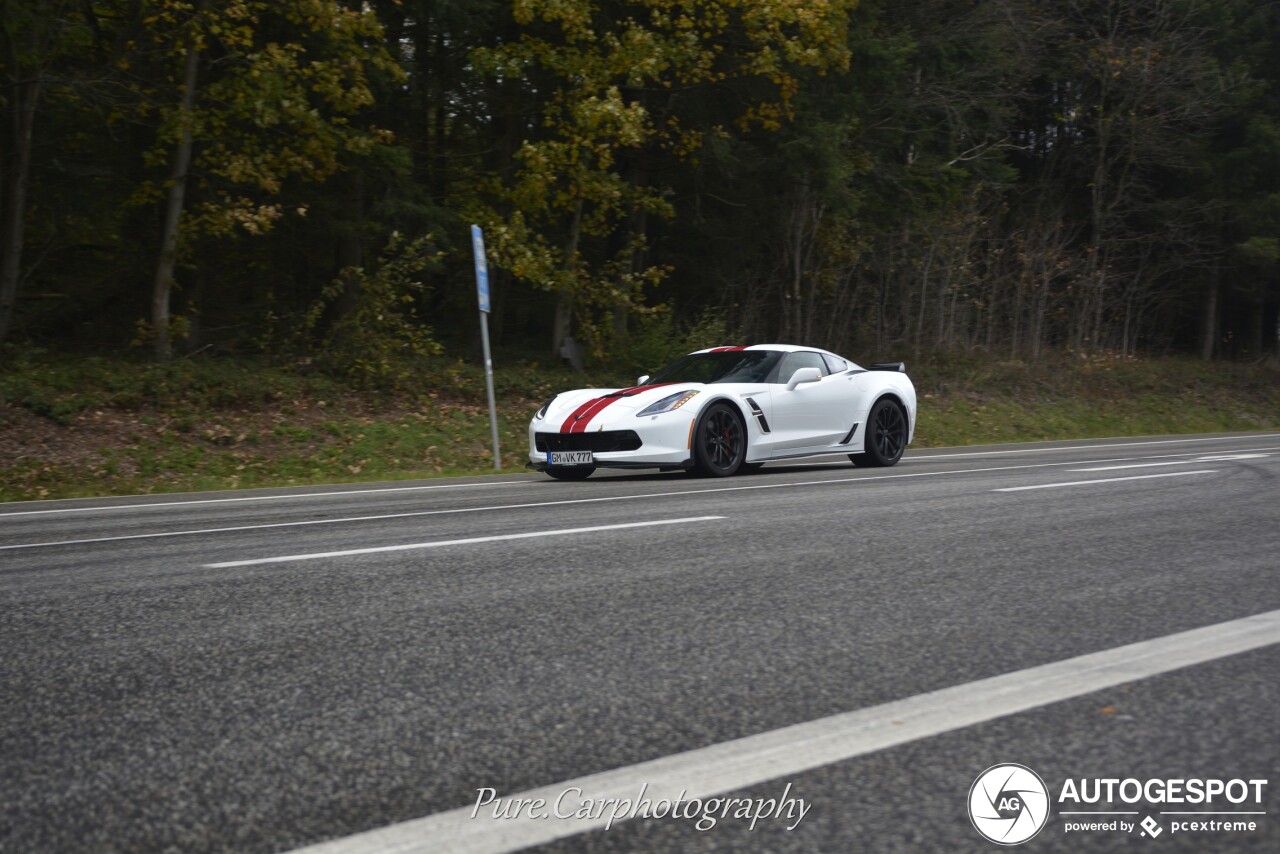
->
xmin=3 ymin=0 xmax=1279 ymax=376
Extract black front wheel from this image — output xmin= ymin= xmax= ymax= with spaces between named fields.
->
xmin=692 ymin=403 xmax=746 ymax=477
xmin=849 ymin=399 xmax=907 ymax=467
xmin=545 ymin=466 xmax=595 ymax=481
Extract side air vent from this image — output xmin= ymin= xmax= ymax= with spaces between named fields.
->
xmin=746 ymin=398 xmax=770 ymax=433
xmin=839 ymin=421 xmax=860 ymax=445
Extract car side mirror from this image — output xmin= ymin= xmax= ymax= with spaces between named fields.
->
xmin=786 ymin=367 xmax=822 ymax=391
xmin=637 ymin=375 xmax=650 ymax=386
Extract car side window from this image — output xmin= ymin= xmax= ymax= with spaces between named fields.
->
xmin=822 ymin=354 xmax=848 ymax=373
xmin=776 ymin=351 xmax=830 ymax=383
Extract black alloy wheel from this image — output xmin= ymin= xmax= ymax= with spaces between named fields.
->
xmin=849 ymin=398 xmax=907 ymax=467
xmin=694 ymin=403 xmax=746 ymax=477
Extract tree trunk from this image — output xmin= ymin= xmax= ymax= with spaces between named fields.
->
xmin=551 ymin=199 xmax=583 ymax=357
xmin=151 ymin=19 xmax=201 ymax=362
xmin=179 ymin=254 xmax=207 ymax=354
xmin=335 ymin=168 xmax=365 ymax=318
xmin=0 ymin=73 xmax=41 ymax=350
xmin=1249 ymin=293 xmax=1264 ymax=358
xmin=915 ymin=241 xmax=934 ymax=358
xmin=611 ymin=164 xmax=649 ymax=342
xmin=1199 ymin=278 xmax=1218 ymax=361
xmin=790 ymin=203 xmax=803 ymax=341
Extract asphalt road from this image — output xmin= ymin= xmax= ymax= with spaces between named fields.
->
xmin=2 ymin=432 xmax=1278 ymax=853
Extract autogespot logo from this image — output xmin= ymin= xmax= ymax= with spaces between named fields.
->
xmin=969 ymin=764 xmax=1051 ymax=845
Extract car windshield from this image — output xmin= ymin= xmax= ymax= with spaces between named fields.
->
xmin=647 ymin=350 xmax=781 ymax=385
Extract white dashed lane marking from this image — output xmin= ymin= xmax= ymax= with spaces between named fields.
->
xmin=994 ymin=471 xmax=1217 ymax=492
xmin=202 ymin=517 xmax=726 ymax=568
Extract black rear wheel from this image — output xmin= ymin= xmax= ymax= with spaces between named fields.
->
xmin=693 ymin=403 xmax=746 ymax=477
xmin=545 ymin=466 xmax=595 ymax=481
xmin=849 ymin=399 xmax=907 ymax=467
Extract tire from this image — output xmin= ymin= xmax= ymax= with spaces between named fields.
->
xmin=692 ymin=402 xmax=747 ymax=477
xmin=849 ymin=398 xmax=907 ymax=467
xmin=545 ymin=466 xmax=595 ymax=481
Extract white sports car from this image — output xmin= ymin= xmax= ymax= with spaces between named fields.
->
xmin=528 ymin=344 xmax=916 ymax=480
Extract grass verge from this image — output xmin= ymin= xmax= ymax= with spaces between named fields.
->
xmin=1 ymin=351 xmax=1277 ymax=502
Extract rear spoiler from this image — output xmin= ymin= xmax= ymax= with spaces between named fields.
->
xmin=868 ymin=361 xmax=906 ymax=373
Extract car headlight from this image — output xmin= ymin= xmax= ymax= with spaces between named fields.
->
xmin=534 ymin=394 xmax=557 ymax=420
xmin=637 ymin=390 xmax=699 ymax=416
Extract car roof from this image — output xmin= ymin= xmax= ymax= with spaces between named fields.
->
xmin=690 ymin=344 xmax=827 ymax=355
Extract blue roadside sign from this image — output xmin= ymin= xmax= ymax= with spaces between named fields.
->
xmin=471 ymin=224 xmax=490 ymax=313
xmin=470 ymin=224 xmax=501 ymax=468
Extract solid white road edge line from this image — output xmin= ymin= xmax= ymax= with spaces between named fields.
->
xmin=202 ymin=517 xmax=725 ymax=568
xmin=905 ymin=433 xmax=1279 ymax=459
xmin=3 ymin=436 xmax=1274 ymax=518
xmin=285 ymin=609 xmax=1280 ymax=854
xmin=783 ymin=444 xmax=1280 ymax=470
xmin=1071 ymin=453 xmax=1273 ymax=472
xmin=7 ymin=448 xmax=1274 ymax=551
xmin=0 ymin=481 xmax=531 ymax=518
xmin=993 ymin=470 xmax=1217 ymax=492
xmin=1068 ymin=461 xmax=1203 ymax=472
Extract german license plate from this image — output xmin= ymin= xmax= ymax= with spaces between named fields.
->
xmin=548 ymin=451 xmax=593 ymax=466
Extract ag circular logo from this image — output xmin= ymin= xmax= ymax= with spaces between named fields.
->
xmin=968 ymin=763 xmax=1050 ymax=845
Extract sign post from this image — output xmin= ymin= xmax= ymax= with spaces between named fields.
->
xmin=471 ymin=225 xmax=501 ymax=470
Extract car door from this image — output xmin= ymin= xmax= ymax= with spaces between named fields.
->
xmin=767 ymin=351 xmax=859 ymax=454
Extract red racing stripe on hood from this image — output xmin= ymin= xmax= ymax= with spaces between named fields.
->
xmin=563 ymin=396 xmax=617 ymax=433
xmin=609 ymin=381 xmax=677 ymax=397
xmin=559 ymin=398 xmax=602 ymax=433
xmin=709 ymin=345 xmax=747 ymax=352
xmin=557 ymin=383 xmax=678 ymax=433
